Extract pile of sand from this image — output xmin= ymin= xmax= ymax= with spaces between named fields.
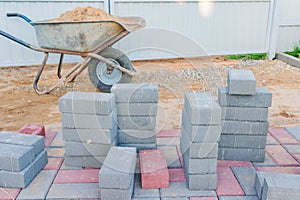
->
xmin=51 ymin=6 xmax=117 ymax=22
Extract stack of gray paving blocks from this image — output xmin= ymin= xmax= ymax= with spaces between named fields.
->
xmin=218 ymin=69 xmax=272 ymax=162
xmin=181 ymin=92 xmax=221 ymax=190
xmin=0 ymin=131 xmax=47 ymax=188
xmin=59 ymin=92 xmax=118 ymax=168
xmin=111 ymin=83 xmax=159 ymax=151
xmin=255 ymin=171 xmax=300 ymax=200
xmin=99 ymin=146 xmax=136 ymax=200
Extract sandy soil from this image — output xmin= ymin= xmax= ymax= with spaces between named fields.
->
xmin=0 ymin=57 xmax=300 ymax=132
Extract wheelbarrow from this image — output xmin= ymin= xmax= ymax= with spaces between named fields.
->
xmin=0 ymin=13 xmax=145 ymax=94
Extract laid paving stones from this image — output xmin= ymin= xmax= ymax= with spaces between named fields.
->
xmin=133 ymin=174 xmax=160 ymax=198
xmin=252 ymin=154 xmax=276 ymax=167
xmin=231 ymin=167 xmax=257 ymax=195
xmin=218 ymin=196 xmax=259 ymax=200
xmin=216 ymin=167 xmax=244 ymax=196
xmin=285 ymin=127 xmax=300 ymax=142
xmin=268 ymin=128 xmax=299 ymax=145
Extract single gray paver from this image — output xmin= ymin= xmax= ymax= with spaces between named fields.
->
xmin=0 ymin=143 xmax=34 ymax=172
xmin=187 ymin=173 xmax=217 ymax=190
xmin=61 ymin=111 xmax=117 ymax=129
xmin=100 ymin=180 xmax=134 ymax=200
xmin=99 ymin=147 xmax=136 ymax=189
xmin=49 ymin=132 xmax=64 ymax=148
xmin=261 ymin=173 xmax=300 ymax=200
xmin=64 ymin=156 xmax=105 ymax=168
xmin=133 ymin=174 xmax=160 ymax=198
xmin=111 ymin=83 xmax=159 ymax=103
xmin=62 ymin=126 xmax=117 ymax=144
xmin=64 ymin=140 xmax=116 ymax=156
xmin=46 ymin=183 xmax=100 ymax=199
xmin=285 ymin=127 xmax=300 ymax=142
xmin=184 ymin=93 xmax=221 ymax=125
xmin=182 ymin=117 xmax=221 ymax=142
xmin=222 ymin=107 xmax=268 ymax=122
xmin=0 ymin=131 xmax=44 ymax=156
xmin=231 ymin=167 xmax=257 ymax=196
xmin=60 ymin=160 xmax=83 ymax=170
xmin=255 ymin=171 xmax=273 ymax=199
xmin=218 ymin=87 xmax=272 ymax=107
xmin=117 ymin=102 xmax=158 ymax=116
xmin=160 ymin=182 xmax=216 ymax=197
xmin=218 ymin=147 xmax=265 ymax=162
xmin=118 ymin=129 xmax=156 ymax=144
xmin=17 ymin=170 xmax=57 ymax=200
xmin=219 ymin=135 xmax=267 ymax=149
xmin=219 ymin=196 xmax=259 ymax=200
xmin=283 ymin=144 xmax=300 ymax=154
xmin=0 ymin=150 xmax=47 ymax=188
xmin=182 ymin=152 xmax=217 ymax=174
xmin=118 ymin=143 xmax=156 ymax=152
xmin=227 ymin=69 xmax=257 ymax=95
xmin=158 ymin=146 xmax=181 ymax=168
xmin=221 ymin=121 xmax=269 ymax=135
xmin=58 ymin=92 xmax=115 ymax=115
xmin=252 ymin=154 xmax=276 ymax=167
xmin=181 ymin=135 xmax=218 ymax=159
xmin=117 ymin=116 xmax=156 ymax=130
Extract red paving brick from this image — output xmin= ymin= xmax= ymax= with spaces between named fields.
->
xmin=44 ymin=131 xmax=57 ymax=147
xmin=216 ymin=167 xmax=244 ymax=196
xmin=168 ymin=168 xmax=186 ymax=182
xmin=44 ymin=158 xmax=64 ymax=170
xmin=0 ymin=187 xmax=20 ymax=199
xmin=190 ymin=197 xmax=218 ymax=200
xmin=18 ymin=124 xmax=46 ymax=136
xmin=53 ymin=169 xmax=99 ymax=183
xmin=140 ymin=149 xmax=169 ymax=189
xmin=268 ymin=128 xmax=299 ymax=145
xmin=255 ymin=166 xmax=300 ymax=174
xmin=157 ymin=129 xmax=181 ymax=138
xmin=266 ymin=145 xmax=299 ymax=166
xmin=217 ymin=160 xmax=253 ymax=167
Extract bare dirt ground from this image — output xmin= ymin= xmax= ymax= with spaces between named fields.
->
xmin=1 ymin=57 xmax=300 ymax=132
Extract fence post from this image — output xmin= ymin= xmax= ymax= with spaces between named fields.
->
xmin=267 ymin=0 xmax=280 ymax=60
xmin=109 ymin=0 xmax=115 ymax=15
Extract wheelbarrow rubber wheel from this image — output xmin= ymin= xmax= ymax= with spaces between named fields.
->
xmin=88 ymin=47 xmax=134 ymax=92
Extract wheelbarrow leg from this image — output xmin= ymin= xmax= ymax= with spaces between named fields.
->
xmin=57 ymin=53 xmax=64 ymax=78
xmin=33 ymin=53 xmax=50 ymax=94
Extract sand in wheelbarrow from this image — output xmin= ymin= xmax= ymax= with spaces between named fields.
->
xmin=50 ymin=6 xmax=120 ymax=22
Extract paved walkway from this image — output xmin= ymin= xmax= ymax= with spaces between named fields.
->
xmin=0 ymin=128 xmax=300 ymax=199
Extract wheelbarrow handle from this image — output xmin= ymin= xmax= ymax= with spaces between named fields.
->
xmin=7 ymin=13 xmax=34 ymax=26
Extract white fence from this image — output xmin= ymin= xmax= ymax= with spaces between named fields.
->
xmin=0 ymin=0 xmax=299 ymax=66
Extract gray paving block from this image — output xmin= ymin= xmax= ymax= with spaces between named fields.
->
xmin=46 ymin=183 xmax=100 ymax=199
xmin=0 ymin=131 xmax=45 ymax=156
xmin=261 ymin=174 xmax=300 ymax=200
xmin=60 ymin=160 xmax=83 ymax=170
xmin=158 ymin=146 xmax=181 ymax=168
xmin=182 ymin=152 xmax=217 ymax=174
xmin=231 ymin=167 xmax=257 ymax=195
xmin=182 ymin=116 xmax=221 ymax=143
xmin=117 ymin=116 xmax=156 ymax=130
xmin=101 ymin=180 xmax=133 ymax=200
xmin=266 ymin=134 xmax=279 ymax=145
xmin=219 ymin=134 xmax=267 ymax=149
xmin=228 ymin=69 xmax=257 ymax=95
xmin=49 ymin=131 xmax=64 ymax=148
xmin=111 ymin=83 xmax=159 ymax=103
xmin=58 ymin=92 xmax=115 ymax=115
xmin=187 ymin=173 xmax=217 ymax=190
xmin=47 ymin=147 xmax=65 ymax=158
xmin=222 ymin=107 xmax=268 ymax=122
xmin=157 ymin=137 xmax=180 ymax=147
xmin=283 ymin=144 xmax=300 ymax=154
xmin=62 ymin=126 xmax=117 ymax=144
xmin=161 ymin=198 xmax=189 ymax=200
xmin=65 ymin=140 xmax=117 ymax=156
xmin=219 ymin=196 xmax=259 ymax=200
xmin=132 ymin=198 xmax=160 ymax=200
xmin=160 ymin=182 xmax=216 ymax=197
xmin=285 ymin=127 xmax=300 ymax=142
xmin=17 ymin=170 xmax=57 ymax=200
xmin=255 ymin=171 xmax=273 ymax=199
xmin=218 ymin=147 xmax=265 ymax=162
xmin=117 ymin=102 xmax=158 ymax=116
xmin=221 ymin=121 xmax=269 ymax=135
xmin=0 ymin=150 xmax=47 ymax=188
xmin=99 ymin=147 xmax=136 ymax=189
xmin=181 ymin=135 xmax=218 ymax=159
xmin=118 ymin=129 xmax=156 ymax=144
xmin=183 ymin=93 xmax=221 ymax=125
xmin=0 ymin=143 xmax=35 ymax=172
xmin=252 ymin=154 xmax=276 ymax=167
xmin=133 ymin=173 xmax=160 ymax=198
xmin=61 ymin=110 xmax=117 ymax=129
xmin=64 ymin=156 xmax=105 ymax=168
xmin=118 ymin=143 xmax=156 ymax=152
xmin=218 ymin=87 xmax=272 ymax=107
